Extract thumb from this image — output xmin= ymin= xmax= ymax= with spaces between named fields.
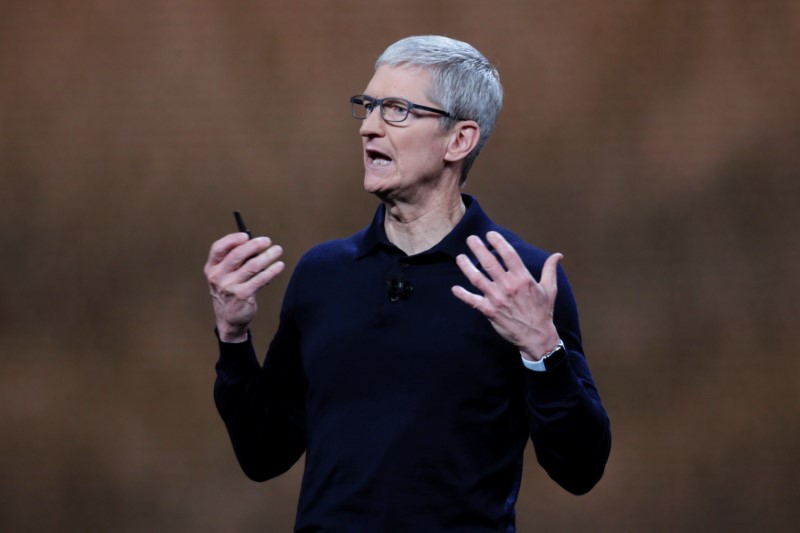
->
xmin=539 ymin=253 xmax=563 ymax=293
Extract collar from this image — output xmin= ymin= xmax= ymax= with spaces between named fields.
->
xmin=354 ymin=194 xmax=495 ymax=260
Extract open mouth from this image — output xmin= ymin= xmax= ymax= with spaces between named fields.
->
xmin=366 ymin=148 xmax=393 ymax=167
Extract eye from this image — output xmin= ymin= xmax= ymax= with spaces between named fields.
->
xmin=353 ymin=96 xmax=375 ymax=112
xmin=383 ymin=99 xmax=409 ymax=116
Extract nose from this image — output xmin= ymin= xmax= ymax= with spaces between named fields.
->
xmin=359 ymin=106 xmax=384 ymax=138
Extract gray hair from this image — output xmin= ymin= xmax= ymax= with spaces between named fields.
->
xmin=376 ymin=35 xmax=503 ymax=184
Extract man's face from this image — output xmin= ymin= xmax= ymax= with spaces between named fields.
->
xmin=358 ymin=65 xmax=454 ymax=202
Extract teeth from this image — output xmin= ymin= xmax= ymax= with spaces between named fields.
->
xmin=368 ymin=151 xmax=391 ymax=166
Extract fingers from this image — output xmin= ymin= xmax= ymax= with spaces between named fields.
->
xmin=450 ymin=284 xmax=483 ymax=309
xmin=452 ymin=232 xmax=563 ymax=305
xmin=540 ymin=252 xmax=563 ymax=294
xmin=205 ymin=232 xmax=250 ymax=270
xmin=464 ymin=231 xmax=562 ymax=284
xmin=465 ymin=231 xmax=530 ymax=281
xmin=228 ymin=237 xmax=275 ymax=271
xmin=206 ymin=233 xmax=277 ymax=272
xmin=484 ymin=231 xmax=526 ymax=273
xmin=454 ymin=250 xmax=493 ymax=296
xmin=225 ymin=242 xmax=284 ymax=294
xmin=205 ymin=233 xmax=286 ymax=293
xmin=465 ymin=234 xmax=505 ymax=280
xmin=240 ymin=254 xmax=286 ymax=290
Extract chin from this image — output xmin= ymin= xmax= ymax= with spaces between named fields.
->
xmin=363 ymin=173 xmax=391 ymax=195
xmin=363 ymin=181 xmax=394 ymax=203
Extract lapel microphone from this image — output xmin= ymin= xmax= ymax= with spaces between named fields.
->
xmin=386 ymin=272 xmax=413 ymax=302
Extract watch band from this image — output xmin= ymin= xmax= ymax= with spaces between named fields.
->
xmin=541 ymin=340 xmax=566 ymax=371
xmin=521 ymin=340 xmax=566 ymax=372
xmin=540 ymin=340 xmax=565 ymax=360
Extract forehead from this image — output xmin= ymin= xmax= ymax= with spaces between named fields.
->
xmin=363 ymin=65 xmax=433 ymax=101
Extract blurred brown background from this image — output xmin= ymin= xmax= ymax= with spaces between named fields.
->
xmin=2 ymin=1 xmax=798 ymax=531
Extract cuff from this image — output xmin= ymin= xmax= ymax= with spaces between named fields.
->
xmin=521 ymin=354 xmax=547 ymax=372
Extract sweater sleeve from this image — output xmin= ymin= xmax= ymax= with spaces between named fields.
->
xmin=213 ymin=316 xmax=308 ymax=482
xmin=524 ymin=266 xmax=612 ymax=495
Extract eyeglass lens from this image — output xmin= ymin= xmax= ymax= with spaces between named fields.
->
xmin=352 ymin=97 xmax=410 ymax=122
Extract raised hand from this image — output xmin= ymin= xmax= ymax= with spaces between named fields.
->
xmin=204 ymin=232 xmax=285 ymax=343
xmin=451 ymin=231 xmax=562 ymax=361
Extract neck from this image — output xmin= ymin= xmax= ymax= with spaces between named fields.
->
xmin=383 ymin=190 xmax=466 ymax=256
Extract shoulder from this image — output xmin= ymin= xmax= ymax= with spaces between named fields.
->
xmin=295 ymin=228 xmax=367 ymax=271
xmin=282 ymin=229 xmax=366 ymax=305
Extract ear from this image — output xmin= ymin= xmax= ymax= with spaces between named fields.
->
xmin=444 ymin=121 xmax=480 ymax=164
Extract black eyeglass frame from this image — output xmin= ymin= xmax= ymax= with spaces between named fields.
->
xmin=350 ymin=94 xmax=466 ymax=123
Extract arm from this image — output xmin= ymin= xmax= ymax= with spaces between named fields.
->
xmin=205 ymin=232 xmax=306 ymax=480
xmin=523 ymin=333 xmax=611 ymax=495
xmin=523 ymin=273 xmax=611 ymax=495
xmin=213 ymin=324 xmax=307 ymax=481
xmin=451 ymin=231 xmax=611 ymax=494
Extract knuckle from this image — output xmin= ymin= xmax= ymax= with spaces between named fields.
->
xmin=230 ymin=286 xmax=250 ymax=300
xmin=244 ymin=262 xmax=262 ymax=276
xmin=206 ymin=270 xmax=222 ymax=285
xmin=498 ymin=282 xmax=517 ymax=299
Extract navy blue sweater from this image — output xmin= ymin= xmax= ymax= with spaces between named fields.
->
xmin=214 ymin=195 xmax=611 ymax=532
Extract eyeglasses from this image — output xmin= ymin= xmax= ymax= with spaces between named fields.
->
xmin=350 ymin=94 xmax=461 ymax=123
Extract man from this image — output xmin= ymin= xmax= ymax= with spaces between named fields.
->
xmin=205 ymin=35 xmax=611 ymax=532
